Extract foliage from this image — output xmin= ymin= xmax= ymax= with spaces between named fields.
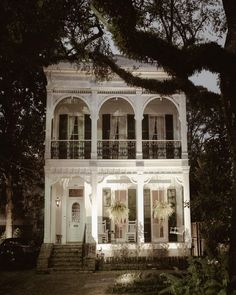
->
xmin=187 ymin=96 xmax=232 ymax=256
xmin=159 ymin=255 xmax=235 ymax=295
xmin=153 ymin=200 xmax=174 ymax=219
xmin=107 ymin=201 xmax=129 ymax=224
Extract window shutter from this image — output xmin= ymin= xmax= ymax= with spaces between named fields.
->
xmin=128 ymin=189 xmax=136 ymax=221
xmin=84 ymin=114 xmax=91 ymax=140
xmin=84 ymin=114 xmax=91 ymax=159
xmin=165 ymin=114 xmax=173 ymax=140
xmin=142 ymin=114 xmax=149 ymax=139
xmin=59 ymin=114 xmax=68 ymax=140
xmin=168 ymin=189 xmax=177 ymax=242
xmin=127 ymin=114 xmax=135 ymax=139
xmin=102 ymin=114 xmax=110 ymax=139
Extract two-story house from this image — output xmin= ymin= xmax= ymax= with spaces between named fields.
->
xmin=42 ymin=56 xmax=191 ymax=263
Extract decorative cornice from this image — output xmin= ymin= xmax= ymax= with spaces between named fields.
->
xmin=53 ymin=89 xmax=92 ymax=94
xmin=45 ymin=166 xmax=183 ymax=176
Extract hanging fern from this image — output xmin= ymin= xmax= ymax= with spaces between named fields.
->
xmin=153 ymin=201 xmax=174 ymax=219
xmin=107 ymin=201 xmax=129 ymax=224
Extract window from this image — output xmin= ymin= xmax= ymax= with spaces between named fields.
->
xmin=72 ymin=203 xmax=80 ymax=222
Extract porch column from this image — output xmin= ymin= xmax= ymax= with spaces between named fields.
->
xmin=91 ymin=171 xmax=98 ymax=243
xmin=135 ymin=90 xmax=143 ymax=159
xmin=179 ymin=94 xmax=188 ymax=159
xmin=45 ymin=89 xmax=53 ymax=159
xmin=183 ymin=168 xmax=191 ymax=245
xmin=137 ymin=173 xmax=144 ymax=243
xmin=91 ymin=90 xmax=98 ymax=159
xmin=44 ymin=174 xmax=51 ymax=243
xmin=135 ymin=114 xmax=143 ymax=159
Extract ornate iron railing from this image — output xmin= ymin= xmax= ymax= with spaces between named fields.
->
xmin=97 ymin=140 xmax=136 ymax=159
xmin=51 ymin=140 xmax=91 ymax=159
xmin=142 ymin=140 xmax=181 ymax=159
xmin=50 ymin=140 xmax=181 ymax=159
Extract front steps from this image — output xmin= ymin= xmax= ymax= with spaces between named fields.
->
xmin=50 ymin=244 xmax=84 ymax=271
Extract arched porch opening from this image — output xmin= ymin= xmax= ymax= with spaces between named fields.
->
xmin=142 ymin=97 xmax=181 ymax=159
xmin=98 ymin=97 xmax=136 ymax=159
xmin=51 ymin=97 xmax=91 ymax=159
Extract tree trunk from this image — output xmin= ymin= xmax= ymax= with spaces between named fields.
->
xmin=221 ymin=0 xmax=236 ymax=282
xmin=5 ymin=174 xmax=13 ymax=239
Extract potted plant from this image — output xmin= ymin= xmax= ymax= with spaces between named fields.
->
xmin=153 ymin=200 xmax=174 ymax=219
xmin=107 ymin=201 xmax=129 ymax=224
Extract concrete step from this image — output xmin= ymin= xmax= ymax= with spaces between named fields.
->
xmin=52 ymin=267 xmax=84 ymax=272
xmin=50 ymin=244 xmax=84 ymax=272
xmin=53 ymin=249 xmax=83 ymax=256
xmin=53 ymin=245 xmax=83 ymax=249
xmin=53 ymin=261 xmax=82 ymax=268
xmin=51 ymin=256 xmax=82 ymax=262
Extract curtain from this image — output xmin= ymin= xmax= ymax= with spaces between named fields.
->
xmin=78 ymin=116 xmax=84 ymax=140
xmin=149 ymin=116 xmax=156 ymax=140
xmin=118 ymin=116 xmax=126 ymax=139
xmin=68 ymin=116 xmax=76 ymax=140
xmin=149 ymin=116 xmax=165 ymax=140
xmin=110 ymin=116 xmax=117 ymax=139
xmin=68 ymin=115 xmax=84 ymax=140
xmin=110 ymin=115 xmax=127 ymax=139
xmin=156 ymin=117 xmax=165 ymax=139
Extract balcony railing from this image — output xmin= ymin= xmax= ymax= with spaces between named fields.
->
xmin=97 ymin=140 xmax=136 ymax=159
xmin=51 ymin=140 xmax=91 ymax=159
xmin=50 ymin=140 xmax=181 ymax=159
xmin=142 ymin=140 xmax=181 ymax=159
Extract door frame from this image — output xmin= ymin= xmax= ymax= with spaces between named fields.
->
xmin=66 ymin=188 xmax=85 ymax=243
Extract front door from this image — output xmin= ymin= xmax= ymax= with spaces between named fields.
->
xmin=67 ymin=197 xmax=84 ymax=242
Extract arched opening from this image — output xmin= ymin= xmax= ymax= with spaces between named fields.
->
xmin=98 ymin=97 xmax=136 ymax=159
xmin=51 ymin=97 xmax=91 ymax=159
xmin=142 ymin=97 xmax=181 ymax=159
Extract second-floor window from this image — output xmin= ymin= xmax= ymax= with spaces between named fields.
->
xmin=102 ymin=114 xmax=135 ymax=140
xmin=142 ymin=114 xmax=173 ymax=140
xmin=59 ymin=114 xmax=91 ymax=140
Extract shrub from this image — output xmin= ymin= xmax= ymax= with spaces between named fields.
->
xmin=159 ymin=255 xmax=236 ymax=295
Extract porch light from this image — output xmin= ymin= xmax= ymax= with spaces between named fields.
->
xmin=56 ymin=196 xmax=61 ymax=207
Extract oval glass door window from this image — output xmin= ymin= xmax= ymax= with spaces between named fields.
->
xmin=72 ymin=202 xmax=80 ymax=223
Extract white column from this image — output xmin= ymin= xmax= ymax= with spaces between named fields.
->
xmin=135 ymin=114 xmax=143 ymax=159
xmin=179 ymin=94 xmax=188 ymax=159
xmin=45 ymin=89 xmax=53 ymax=159
xmin=44 ymin=174 xmax=51 ymax=243
xmin=50 ymin=186 xmax=56 ymax=243
xmin=91 ymin=90 xmax=98 ymax=159
xmin=91 ymin=171 xmax=98 ymax=243
xmin=137 ymin=173 xmax=144 ymax=243
xmin=183 ymin=169 xmax=191 ymax=245
xmin=135 ymin=90 xmax=143 ymax=159
xmin=91 ymin=114 xmax=98 ymax=159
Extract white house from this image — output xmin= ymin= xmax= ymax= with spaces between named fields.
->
xmin=43 ymin=57 xmax=191 ymax=259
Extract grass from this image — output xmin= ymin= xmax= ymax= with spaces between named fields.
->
xmin=107 ymin=271 xmax=167 ymax=294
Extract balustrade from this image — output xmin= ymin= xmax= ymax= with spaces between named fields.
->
xmin=51 ymin=140 xmax=91 ymax=159
xmin=50 ymin=140 xmax=181 ymax=159
xmin=142 ymin=140 xmax=181 ymax=159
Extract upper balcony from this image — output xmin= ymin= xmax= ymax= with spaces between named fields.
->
xmin=48 ymin=96 xmax=183 ymax=160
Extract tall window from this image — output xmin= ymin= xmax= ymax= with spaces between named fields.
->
xmin=59 ymin=115 xmax=84 ymax=140
xmin=152 ymin=190 xmax=165 ymax=239
xmin=149 ymin=116 xmax=165 ymax=140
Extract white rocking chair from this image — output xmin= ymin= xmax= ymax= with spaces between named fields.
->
xmin=98 ymin=220 xmax=109 ymax=243
xmin=170 ymin=226 xmax=185 ymax=235
xmin=125 ymin=220 xmax=137 ymax=243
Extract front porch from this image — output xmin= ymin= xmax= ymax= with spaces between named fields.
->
xmin=44 ymin=171 xmax=191 ymax=259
